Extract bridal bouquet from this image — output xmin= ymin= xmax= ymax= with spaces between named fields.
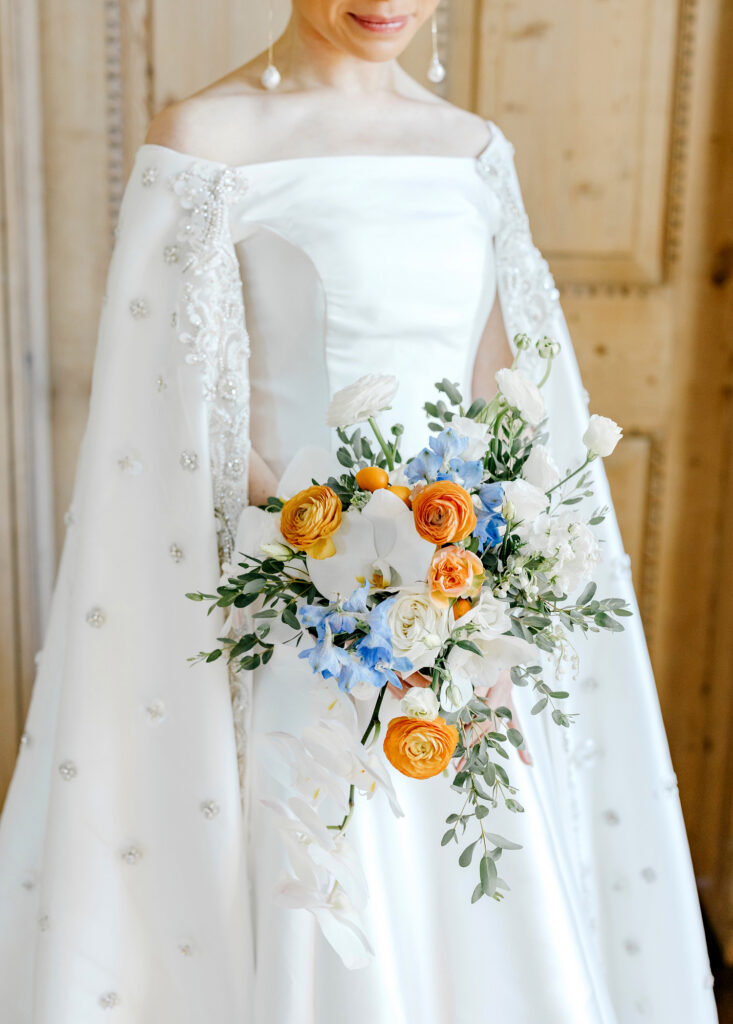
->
xmin=188 ymin=332 xmax=629 ymax=963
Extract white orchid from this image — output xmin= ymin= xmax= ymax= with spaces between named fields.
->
xmin=307 ymin=487 xmax=436 ymax=602
xmin=443 ymin=634 xmax=535 ymax=712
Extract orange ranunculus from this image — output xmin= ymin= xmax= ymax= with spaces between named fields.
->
xmin=279 ymin=485 xmax=342 ymax=559
xmin=383 ymin=715 xmax=459 ymax=779
xmin=428 ymin=546 xmax=484 ymax=606
xmin=411 ymin=480 xmax=477 ymax=545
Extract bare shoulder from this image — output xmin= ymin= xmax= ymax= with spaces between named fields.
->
xmin=394 ymin=72 xmax=494 ymax=155
xmin=144 ymin=65 xmax=268 ymax=163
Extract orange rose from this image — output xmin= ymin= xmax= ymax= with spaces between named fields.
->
xmin=280 ymin=485 xmax=342 ymax=559
xmin=383 ymin=715 xmax=459 ymax=779
xmin=428 ymin=546 xmax=484 ymax=606
xmin=411 ymin=481 xmax=477 ymax=545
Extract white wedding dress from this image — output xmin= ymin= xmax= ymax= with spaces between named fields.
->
xmin=0 ymin=119 xmax=718 ymax=1023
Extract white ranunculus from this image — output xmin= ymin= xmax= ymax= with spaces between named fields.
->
xmin=326 ymin=374 xmax=399 ymax=429
xmin=522 ymin=444 xmax=560 ymax=491
xmin=501 ymin=479 xmax=548 ymax=537
xmin=452 ymin=589 xmax=511 ymax=637
xmin=450 ymin=416 xmax=492 ymax=460
xmin=582 ymin=414 xmax=623 ymax=458
xmin=400 ymin=687 xmax=440 ymax=721
xmin=495 ymin=367 xmax=545 ymax=427
xmin=387 ymin=586 xmax=451 ymax=671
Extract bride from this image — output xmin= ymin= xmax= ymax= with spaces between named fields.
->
xmin=0 ymin=2 xmax=719 ymax=1022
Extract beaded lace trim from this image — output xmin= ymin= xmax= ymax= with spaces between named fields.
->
xmin=168 ymin=163 xmax=251 ymax=567
xmin=477 ymin=135 xmax=562 ymax=377
xmin=168 ymin=163 xmax=252 ymax=804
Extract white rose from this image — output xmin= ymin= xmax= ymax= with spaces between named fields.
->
xmin=501 ymin=479 xmax=548 ymax=536
xmin=495 ymin=368 xmax=545 ymax=427
xmin=326 ymin=374 xmax=399 ymax=428
xmin=582 ymin=414 xmax=623 ymax=458
xmin=453 ymin=589 xmax=510 ymax=637
xmin=387 ymin=587 xmax=451 ymax=671
xmin=522 ymin=445 xmax=560 ymax=491
xmin=400 ymin=687 xmax=440 ymax=720
xmin=450 ymin=416 xmax=491 ymax=460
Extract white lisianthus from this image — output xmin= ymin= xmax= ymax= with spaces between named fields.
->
xmin=495 ymin=367 xmax=545 ymax=427
xmin=326 ymin=374 xmax=399 ymax=429
xmin=387 ymin=586 xmax=451 ymax=671
xmin=582 ymin=414 xmax=623 ymax=458
xmin=450 ymin=416 xmax=492 ymax=460
xmin=522 ymin=445 xmax=560 ymax=492
xmin=501 ymin=479 xmax=548 ymax=538
xmin=400 ymin=687 xmax=440 ymax=721
xmin=452 ymin=589 xmax=511 ymax=637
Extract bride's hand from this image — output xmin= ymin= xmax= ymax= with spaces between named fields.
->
xmin=249 ymin=447 xmax=280 ymax=508
xmin=387 ymin=669 xmax=432 ymax=699
xmin=456 ymin=668 xmax=532 ymax=770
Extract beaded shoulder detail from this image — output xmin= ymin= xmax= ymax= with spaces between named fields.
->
xmin=476 ymin=130 xmax=561 ymax=372
xmin=168 ymin=163 xmax=251 ymax=567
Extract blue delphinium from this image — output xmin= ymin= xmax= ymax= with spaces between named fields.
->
xmin=297 ymin=579 xmax=370 ymax=639
xmin=298 ymin=623 xmax=354 ymax=680
xmin=405 ymin=427 xmax=485 ymax=489
xmin=354 ymin=597 xmax=414 ymax=689
xmin=298 ymin=590 xmax=413 ymax=694
xmin=473 ymin=482 xmax=506 ymax=552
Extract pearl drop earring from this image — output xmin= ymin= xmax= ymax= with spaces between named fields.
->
xmin=427 ymin=8 xmax=446 ymax=84
xmin=261 ymin=0 xmax=281 ymax=90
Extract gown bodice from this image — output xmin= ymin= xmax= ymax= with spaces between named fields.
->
xmin=230 ymin=156 xmax=501 ymax=476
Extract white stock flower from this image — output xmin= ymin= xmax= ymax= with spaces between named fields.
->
xmin=326 ymin=374 xmax=399 ymax=429
xmin=522 ymin=445 xmax=560 ymax=491
xmin=583 ymin=414 xmax=623 ymax=458
xmin=501 ymin=479 xmax=548 ymax=537
xmin=524 ymin=511 xmax=601 ymax=596
xmin=450 ymin=416 xmax=492 ymax=460
xmin=387 ymin=586 xmax=451 ymax=671
xmin=400 ymin=687 xmax=440 ymax=721
xmin=495 ymin=367 xmax=545 ymax=427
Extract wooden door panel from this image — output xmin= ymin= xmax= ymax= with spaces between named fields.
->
xmin=474 ymin=0 xmax=679 ymax=285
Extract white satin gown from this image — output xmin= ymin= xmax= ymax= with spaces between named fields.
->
xmin=0 ymin=120 xmax=718 ymax=1023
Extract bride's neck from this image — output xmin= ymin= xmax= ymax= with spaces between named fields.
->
xmin=272 ymin=16 xmax=403 ymax=94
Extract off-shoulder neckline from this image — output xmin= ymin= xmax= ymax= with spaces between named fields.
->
xmin=136 ymin=119 xmax=501 ymax=173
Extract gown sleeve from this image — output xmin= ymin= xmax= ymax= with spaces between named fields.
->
xmin=0 ymin=147 xmax=255 ymax=1019
xmin=482 ymin=122 xmax=717 ymax=1021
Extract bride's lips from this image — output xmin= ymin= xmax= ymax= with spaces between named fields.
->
xmin=348 ymin=12 xmax=410 ymax=33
